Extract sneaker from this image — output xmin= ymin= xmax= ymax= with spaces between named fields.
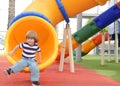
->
xmin=32 ymin=81 xmax=40 ymax=86
xmin=4 ymin=68 xmax=12 ymax=77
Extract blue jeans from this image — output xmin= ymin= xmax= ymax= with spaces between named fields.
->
xmin=10 ymin=58 xmax=40 ymax=81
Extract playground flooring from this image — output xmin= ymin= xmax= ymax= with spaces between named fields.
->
xmin=0 ymin=56 xmax=120 ymax=86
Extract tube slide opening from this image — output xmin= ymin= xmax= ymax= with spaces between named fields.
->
xmin=5 ymin=16 xmax=58 ymax=72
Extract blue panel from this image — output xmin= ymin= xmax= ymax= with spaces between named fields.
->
xmin=8 ymin=11 xmax=51 ymax=27
xmin=56 ymin=0 xmax=70 ymax=23
xmin=93 ymin=4 xmax=120 ymax=29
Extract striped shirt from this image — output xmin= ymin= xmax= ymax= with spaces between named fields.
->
xmin=19 ymin=42 xmax=40 ymax=58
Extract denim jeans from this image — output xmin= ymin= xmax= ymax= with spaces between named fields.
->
xmin=10 ymin=57 xmax=40 ymax=81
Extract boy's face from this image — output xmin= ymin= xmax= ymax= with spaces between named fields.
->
xmin=26 ymin=38 xmax=35 ymax=45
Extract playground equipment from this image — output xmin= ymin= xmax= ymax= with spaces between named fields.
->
xmin=59 ymin=23 xmax=75 ymax=72
xmin=5 ymin=0 xmax=116 ymax=72
xmin=57 ymin=1 xmax=120 ymax=61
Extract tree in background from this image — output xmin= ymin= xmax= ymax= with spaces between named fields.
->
xmin=8 ymin=0 xmax=15 ymax=27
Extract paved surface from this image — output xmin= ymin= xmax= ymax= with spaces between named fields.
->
xmin=0 ymin=56 xmax=120 ymax=86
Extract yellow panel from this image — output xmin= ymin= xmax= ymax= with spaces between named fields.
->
xmin=82 ymin=40 xmax=96 ymax=53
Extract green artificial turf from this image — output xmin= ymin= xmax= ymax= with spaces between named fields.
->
xmin=75 ymin=55 xmax=120 ymax=82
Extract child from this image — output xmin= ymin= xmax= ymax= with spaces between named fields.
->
xmin=4 ymin=30 xmax=41 ymax=86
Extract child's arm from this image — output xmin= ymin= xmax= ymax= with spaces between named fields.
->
xmin=37 ymin=51 xmax=42 ymax=64
xmin=8 ymin=45 xmax=19 ymax=56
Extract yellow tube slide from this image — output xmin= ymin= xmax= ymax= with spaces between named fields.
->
xmin=5 ymin=0 xmax=108 ymax=72
xmin=5 ymin=16 xmax=58 ymax=72
xmin=25 ymin=0 xmax=107 ymax=26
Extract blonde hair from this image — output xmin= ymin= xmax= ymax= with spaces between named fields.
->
xmin=26 ymin=30 xmax=39 ymax=43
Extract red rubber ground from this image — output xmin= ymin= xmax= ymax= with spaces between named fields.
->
xmin=0 ymin=56 xmax=120 ymax=86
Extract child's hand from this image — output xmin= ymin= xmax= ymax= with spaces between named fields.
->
xmin=8 ymin=51 xmax=14 ymax=56
xmin=37 ymin=60 xmax=41 ymax=64
xmin=7 ymin=45 xmax=19 ymax=56
xmin=37 ymin=52 xmax=42 ymax=64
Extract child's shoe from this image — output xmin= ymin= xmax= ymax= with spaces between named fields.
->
xmin=32 ymin=81 xmax=40 ymax=86
xmin=4 ymin=68 xmax=13 ymax=77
